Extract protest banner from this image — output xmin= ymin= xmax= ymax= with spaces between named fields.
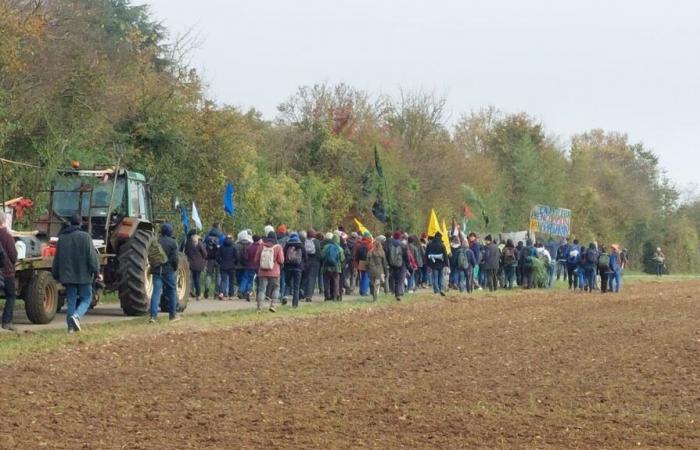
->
xmin=529 ymin=205 xmax=572 ymax=237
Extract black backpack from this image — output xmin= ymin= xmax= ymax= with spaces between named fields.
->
xmin=586 ymin=249 xmax=599 ymax=264
xmin=356 ymin=244 xmax=368 ymax=262
xmin=502 ymin=247 xmax=517 ymax=265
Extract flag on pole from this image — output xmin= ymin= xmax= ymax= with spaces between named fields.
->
xmin=224 ymin=181 xmax=235 ymax=217
xmin=441 ymin=218 xmax=451 ymax=255
xmin=181 ymin=205 xmax=189 ymax=235
xmin=354 ymin=218 xmax=370 ymax=236
xmin=191 ymin=202 xmax=203 ymax=230
xmin=427 ymin=208 xmax=441 ymax=238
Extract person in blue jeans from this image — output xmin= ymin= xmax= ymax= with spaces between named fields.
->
xmin=426 ymin=231 xmax=449 ymax=296
xmin=582 ymin=243 xmax=599 ymax=293
xmin=149 ymin=223 xmax=180 ymax=322
xmin=51 ymin=214 xmax=99 ymax=332
xmin=607 ymin=245 xmax=621 ymax=292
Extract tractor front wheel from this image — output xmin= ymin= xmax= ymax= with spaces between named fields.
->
xmin=24 ymin=271 xmax=59 ymax=324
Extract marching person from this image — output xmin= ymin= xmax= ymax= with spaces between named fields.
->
xmin=149 ymin=223 xmax=180 ymax=323
xmin=52 ymin=213 xmax=99 ymax=332
xmin=425 ymin=231 xmax=449 ymax=296
xmin=0 ymin=212 xmax=18 ymax=332
xmin=184 ymin=230 xmax=207 ymax=301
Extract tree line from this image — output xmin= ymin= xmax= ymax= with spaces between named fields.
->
xmin=1 ymin=0 xmax=698 ymax=273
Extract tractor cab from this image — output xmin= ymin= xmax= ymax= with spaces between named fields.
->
xmin=43 ymin=167 xmax=153 ymax=250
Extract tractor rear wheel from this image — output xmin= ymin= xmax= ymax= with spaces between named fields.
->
xmin=25 ymin=271 xmax=59 ymax=324
xmin=160 ymin=253 xmax=190 ymax=313
xmin=118 ymin=229 xmax=153 ymax=316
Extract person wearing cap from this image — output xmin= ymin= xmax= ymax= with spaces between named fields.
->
xmin=282 ymin=233 xmax=307 ymax=308
xmin=51 ymin=213 xmax=99 ymax=332
xmin=149 ymin=222 xmax=180 ymax=322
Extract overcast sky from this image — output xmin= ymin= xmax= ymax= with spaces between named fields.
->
xmin=140 ymin=0 xmax=699 ymax=190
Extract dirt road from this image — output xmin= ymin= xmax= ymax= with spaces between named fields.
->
xmin=1 ymin=281 xmax=699 ymax=448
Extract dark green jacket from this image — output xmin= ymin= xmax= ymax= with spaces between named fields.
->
xmin=52 ymin=225 xmax=99 ymax=285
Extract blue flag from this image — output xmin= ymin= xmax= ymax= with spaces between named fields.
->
xmin=181 ymin=205 xmax=189 ymax=235
xmin=224 ymin=181 xmax=235 ymax=217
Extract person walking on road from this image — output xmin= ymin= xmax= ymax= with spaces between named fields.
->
xmin=367 ymin=235 xmax=389 ymax=301
xmin=149 ymin=223 xmax=180 ymax=323
xmin=425 ymin=231 xmax=449 ymax=297
xmin=255 ymin=231 xmax=285 ymax=312
xmin=0 ymin=212 xmax=18 ymax=332
xmin=52 ymin=214 xmax=99 ymax=332
xmin=216 ymin=235 xmax=239 ymax=300
xmin=184 ymin=230 xmax=207 ymax=300
xmin=282 ymin=233 xmax=306 ymax=308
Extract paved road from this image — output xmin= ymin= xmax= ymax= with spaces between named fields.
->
xmin=10 ymin=294 xmax=368 ymax=332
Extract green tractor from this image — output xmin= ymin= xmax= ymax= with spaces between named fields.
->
xmin=15 ymin=166 xmax=190 ymax=324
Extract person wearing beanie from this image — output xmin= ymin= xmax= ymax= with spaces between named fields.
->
xmin=216 ymin=235 xmax=239 ymax=300
xmin=263 ymin=225 xmax=274 ymax=237
xmin=282 ymin=232 xmax=307 ymax=308
xmin=255 ymin=230 xmax=285 ymax=312
xmin=320 ymin=232 xmax=345 ymax=301
xmin=235 ymin=232 xmax=254 ymax=301
xmin=149 ymin=222 xmax=180 ymax=323
xmin=51 ymin=212 xmax=99 ymax=332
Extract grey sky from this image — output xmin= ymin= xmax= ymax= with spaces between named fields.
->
xmin=141 ymin=0 xmax=699 ymax=190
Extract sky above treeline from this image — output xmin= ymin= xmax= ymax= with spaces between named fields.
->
xmin=139 ymin=0 xmax=700 ymax=192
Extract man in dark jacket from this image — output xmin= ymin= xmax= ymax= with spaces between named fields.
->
xmin=282 ymin=233 xmax=307 ymax=308
xmin=387 ymin=231 xmax=410 ymax=301
xmin=0 ymin=212 xmax=18 ymax=331
xmin=426 ymin=231 xmax=449 ymax=297
xmin=149 ymin=223 xmax=180 ymax=322
xmin=216 ymin=236 xmax=238 ymax=300
xmin=52 ymin=214 xmax=99 ymax=332
xmin=482 ymin=235 xmax=501 ymax=292
xmin=519 ymin=239 xmax=535 ymax=289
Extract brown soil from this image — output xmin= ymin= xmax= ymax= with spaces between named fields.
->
xmin=1 ymin=281 xmax=699 ymax=449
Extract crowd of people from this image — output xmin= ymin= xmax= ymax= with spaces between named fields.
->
xmin=176 ymin=222 xmax=636 ymax=316
xmin=0 ymin=212 xmax=648 ymax=333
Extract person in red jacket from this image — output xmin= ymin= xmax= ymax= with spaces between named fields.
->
xmin=254 ymin=232 xmax=284 ymax=312
xmin=0 ymin=212 xmax=18 ymax=332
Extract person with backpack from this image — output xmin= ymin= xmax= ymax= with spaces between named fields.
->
xmin=281 ymin=233 xmax=306 ymax=308
xmin=243 ymin=235 xmax=262 ymax=301
xmin=216 ymin=235 xmax=239 ymax=300
xmin=425 ymin=231 xmax=449 ymax=296
xmin=519 ymin=239 xmax=536 ymax=289
xmin=184 ymin=231 xmax=207 ymax=301
xmin=0 ymin=212 xmax=18 ymax=332
xmin=386 ymin=231 xmax=409 ymax=301
xmin=467 ymin=233 xmax=482 ymax=290
xmin=407 ymin=236 xmax=423 ymax=292
xmin=367 ymin=236 xmax=389 ymax=301
xmin=300 ymin=230 xmax=321 ymax=302
xmin=597 ymin=246 xmax=611 ymax=293
xmin=320 ymin=232 xmax=344 ymax=301
xmin=255 ymin=231 xmax=285 ymax=312
xmin=149 ymin=222 xmax=180 ymax=323
xmin=453 ymin=239 xmax=473 ymax=293
xmin=583 ymin=242 xmax=599 ymax=293
xmin=565 ymin=239 xmax=581 ymax=290
xmin=353 ymin=231 xmax=373 ymax=296
xmin=501 ymin=239 xmax=518 ymax=289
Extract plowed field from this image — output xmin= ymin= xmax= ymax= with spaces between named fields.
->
xmin=1 ymin=281 xmax=699 ymax=449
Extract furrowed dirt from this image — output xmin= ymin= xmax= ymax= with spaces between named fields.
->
xmin=1 ymin=281 xmax=699 ymax=449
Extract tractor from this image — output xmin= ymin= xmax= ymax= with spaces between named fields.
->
xmin=13 ymin=165 xmax=190 ymax=324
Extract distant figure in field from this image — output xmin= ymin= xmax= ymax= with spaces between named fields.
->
xmin=653 ymin=247 xmax=666 ymax=276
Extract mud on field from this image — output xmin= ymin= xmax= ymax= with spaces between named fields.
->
xmin=1 ymin=281 xmax=699 ymax=449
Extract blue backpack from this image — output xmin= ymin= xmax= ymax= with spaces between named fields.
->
xmin=324 ymin=244 xmax=340 ymax=266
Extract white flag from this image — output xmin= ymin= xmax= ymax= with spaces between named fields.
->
xmin=191 ymin=202 xmax=203 ymax=230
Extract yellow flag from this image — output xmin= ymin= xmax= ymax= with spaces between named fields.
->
xmin=354 ymin=217 xmax=370 ymax=236
xmin=441 ymin=218 xmax=451 ymax=255
xmin=427 ymin=209 xmax=441 ymax=238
